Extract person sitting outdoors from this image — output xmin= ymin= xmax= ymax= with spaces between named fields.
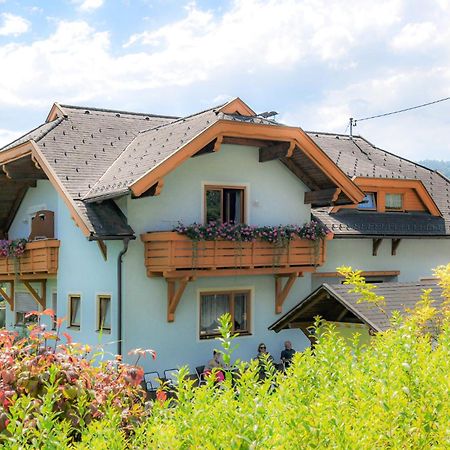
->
xmin=256 ymin=343 xmax=274 ymax=380
xmin=204 ymin=350 xmax=226 ymax=382
xmin=280 ymin=340 xmax=296 ymax=368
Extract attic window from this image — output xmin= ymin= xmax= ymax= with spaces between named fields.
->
xmin=357 ymin=193 xmax=376 ymax=210
xmin=385 ymin=193 xmax=403 ymax=211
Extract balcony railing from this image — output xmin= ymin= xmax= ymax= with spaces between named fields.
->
xmin=0 ymin=239 xmax=60 ymax=279
xmin=141 ymin=232 xmax=329 ymax=278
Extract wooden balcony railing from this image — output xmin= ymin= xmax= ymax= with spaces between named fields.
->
xmin=0 ymin=239 xmax=60 ymax=279
xmin=141 ymin=232 xmax=329 ymax=278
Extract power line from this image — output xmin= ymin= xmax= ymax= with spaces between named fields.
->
xmin=348 ymin=95 xmax=450 ymax=138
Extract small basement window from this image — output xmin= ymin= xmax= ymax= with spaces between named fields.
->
xmin=205 ymin=186 xmax=245 ymax=223
xmin=385 ymin=193 xmax=403 ymax=211
xmin=200 ymin=290 xmax=250 ymax=339
xmin=69 ymin=295 xmax=81 ymax=329
xmin=97 ymin=295 xmax=111 ymax=333
xmin=15 ymin=292 xmax=38 ymax=326
xmin=357 ymin=193 xmax=376 ymax=210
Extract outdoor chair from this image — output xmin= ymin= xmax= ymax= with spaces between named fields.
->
xmin=144 ymin=371 xmax=161 ymax=392
xmin=164 ymin=368 xmax=180 ymax=387
xmin=195 ymin=365 xmax=206 ymax=386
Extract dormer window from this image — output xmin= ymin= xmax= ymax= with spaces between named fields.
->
xmin=205 ymin=186 xmax=245 ymax=223
xmin=385 ymin=193 xmax=403 ymax=211
xmin=357 ymin=193 xmax=376 ymax=210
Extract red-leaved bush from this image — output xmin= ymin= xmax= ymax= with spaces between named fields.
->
xmin=0 ymin=309 xmax=152 ymax=441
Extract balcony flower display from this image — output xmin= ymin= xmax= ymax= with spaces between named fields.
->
xmin=173 ymin=220 xmax=330 ymax=243
xmin=0 ymin=239 xmax=27 ymax=258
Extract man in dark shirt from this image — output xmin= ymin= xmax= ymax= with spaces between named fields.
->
xmin=280 ymin=340 xmax=295 ymax=368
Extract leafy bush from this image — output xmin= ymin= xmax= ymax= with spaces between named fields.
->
xmin=1 ymin=266 xmax=450 ymax=448
xmin=0 ymin=310 xmax=150 ymax=446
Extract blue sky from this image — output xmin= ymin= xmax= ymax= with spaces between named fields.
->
xmin=1 ymin=0 xmax=450 ymax=160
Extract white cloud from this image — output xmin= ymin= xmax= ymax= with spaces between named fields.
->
xmin=0 ymin=128 xmax=24 ymax=148
xmin=0 ymin=1 xmax=404 ymax=109
xmin=0 ymin=13 xmax=30 ymax=36
xmin=391 ymin=22 xmax=437 ymax=50
xmin=283 ymin=68 xmax=450 ymax=160
xmin=73 ymin=0 xmax=104 ymax=12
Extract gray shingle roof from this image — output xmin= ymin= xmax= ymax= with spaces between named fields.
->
xmin=84 ymin=106 xmax=224 ymax=201
xmin=269 ymin=280 xmax=445 ymax=332
xmin=308 ymin=133 xmax=450 ymax=236
xmin=0 ymin=118 xmax=64 ymax=152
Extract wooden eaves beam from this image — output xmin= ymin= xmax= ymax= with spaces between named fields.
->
xmin=275 ymin=272 xmax=301 ymax=314
xmin=258 ymin=142 xmax=292 ymax=162
xmin=391 ymin=238 xmax=401 ymax=256
xmin=167 ymin=277 xmax=190 ymax=322
xmin=23 ymin=280 xmax=46 ymax=309
xmin=0 ymin=281 xmax=14 ymax=310
xmin=372 ymin=238 xmax=383 ymax=256
xmin=304 ymin=188 xmax=342 ymax=206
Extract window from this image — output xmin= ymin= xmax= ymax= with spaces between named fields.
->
xmin=199 ymin=290 xmax=250 ymax=339
xmin=15 ymin=292 xmax=38 ymax=326
xmin=97 ymin=295 xmax=111 ymax=333
xmin=357 ymin=193 xmax=376 ymax=210
xmin=69 ymin=295 xmax=81 ymax=328
xmin=205 ymin=186 xmax=245 ymax=223
xmin=385 ymin=193 xmax=403 ymax=210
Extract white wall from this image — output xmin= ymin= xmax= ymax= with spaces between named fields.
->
xmin=122 ymin=144 xmax=313 ymax=373
xmin=315 ymin=237 xmax=450 ymax=288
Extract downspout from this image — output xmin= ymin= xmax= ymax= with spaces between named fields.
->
xmin=117 ymin=238 xmax=131 ymax=356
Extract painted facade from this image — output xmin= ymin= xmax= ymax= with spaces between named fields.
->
xmin=1 ymin=98 xmax=449 ymax=377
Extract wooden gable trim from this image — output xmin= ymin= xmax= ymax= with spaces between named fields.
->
xmin=353 ymin=177 xmax=441 ymax=216
xmin=218 ymin=98 xmax=256 ymax=116
xmin=130 ymin=120 xmax=364 ymax=204
xmin=0 ymin=139 xmax=92 ymax=237
xmin=29 ymin=141 xmax=92 ymax=237
xmin=313 ymin=270 xmax=400 ymax=278
xmin=46 ymin=102 xmax=67 ymax=122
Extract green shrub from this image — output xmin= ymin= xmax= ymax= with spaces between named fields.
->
xmin=1 ymin=264 xmax=450 ymax=448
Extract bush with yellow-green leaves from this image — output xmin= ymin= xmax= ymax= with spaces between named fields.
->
xmin=1 ymin=264 xmax=450 ymax=449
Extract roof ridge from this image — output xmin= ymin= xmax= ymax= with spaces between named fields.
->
xmin=59 ymin=104 xmax=179 ymax=120
xmin=0 ymin=117 xmax=64 ymax=152
xmin=138 ymin=103 xmax=224 ymax=135
xmin=306 ymin=130 xmax=360 ymax=139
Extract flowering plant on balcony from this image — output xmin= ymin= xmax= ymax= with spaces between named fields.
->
xmin=0 ymin=239 xmax=27 ymax=257
xmin=174 ymin=220 xmax=330 ymax=243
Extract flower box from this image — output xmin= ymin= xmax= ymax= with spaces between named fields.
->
xmin=0 ymin=239 xmax=60 ymax=278
xmin=141 ymin=232 xmax=331 ymax=277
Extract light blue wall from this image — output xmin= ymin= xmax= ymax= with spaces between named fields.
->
xmin=122 ymin=145 xmax=313 ymax=373
xmin=5 ymin=180 xmax=121 ymax=356
xmin=314 ymin=237 xmax=450 ymax=289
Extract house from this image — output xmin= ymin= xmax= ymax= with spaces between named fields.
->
xmin=0 ymin=98 xmax=449 ymax=373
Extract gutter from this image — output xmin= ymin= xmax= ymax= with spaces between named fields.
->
xmin=117 ymin=238 xmax=131 ymax=356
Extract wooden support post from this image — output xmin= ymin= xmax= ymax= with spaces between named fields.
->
xmin=391 ymin=238 xmax=401 ymax=256
xmin=372 ymin=238 xmax=383 ymax=256
xmin=275 ymin=273 xmax=299 ymax=314
xmin=0 ymin=281 xmax=14 ymax=310
xmin=213 ymin=135 xmax=223 ymax=152
xmin=97 ymin=240 xmax=107 ymax=261
xmin=167 ymin=277 xmax=189 ymax=322
xmin=23 ymin=280 xmax=46 ymax=309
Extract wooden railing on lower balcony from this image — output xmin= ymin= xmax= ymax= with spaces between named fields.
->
xmin=0 ymin=239 xmax=60 ymax=279
xmin=141 ymin=232 xmax=329 ymax=278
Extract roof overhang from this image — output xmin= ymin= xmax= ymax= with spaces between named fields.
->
xmin=0 ymin=140 xmax=93 ymax=237
xmin=129 ymin=119 xmax=365 ymax=204
xmin=268 ymin=283 xmax=380 ymax=333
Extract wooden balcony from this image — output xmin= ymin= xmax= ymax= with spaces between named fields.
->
xmin=141 ymin=232 xmax=329 ymax=278
xmin=0 ymin=239 xmax=60 ymax=280
xmin=141 ymin=231 xmax=331 ymax=321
